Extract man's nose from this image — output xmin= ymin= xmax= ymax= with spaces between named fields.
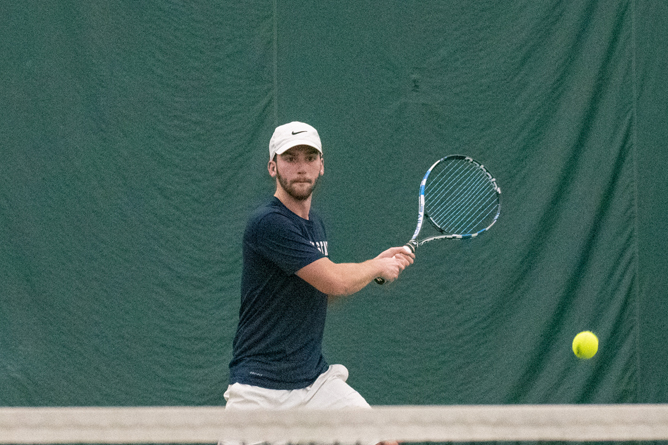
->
xmin=295 ymin=159 xmax=308 ymax=171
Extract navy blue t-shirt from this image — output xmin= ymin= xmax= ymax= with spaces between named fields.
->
xmin=229 ymin=197 xmax=329 ymax=389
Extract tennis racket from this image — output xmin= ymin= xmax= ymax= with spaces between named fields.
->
xmin=376 ymin=154 xmax=501 ymax=284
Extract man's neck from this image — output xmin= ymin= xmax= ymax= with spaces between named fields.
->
xmin=274 ymin=189 xmax=312 ymax=220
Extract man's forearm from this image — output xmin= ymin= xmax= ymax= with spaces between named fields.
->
xmin=296 ymin=258 xmax=382 ymax=297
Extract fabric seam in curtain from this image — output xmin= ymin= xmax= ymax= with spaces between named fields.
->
xmin=630 ymin=0 xmax=642 ymax=403
xmin=272 ymin=0 xmax=279 ymax=126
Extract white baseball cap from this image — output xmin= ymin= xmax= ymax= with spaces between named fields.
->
xmin=269 ymin=121 xmax=322 ymax=160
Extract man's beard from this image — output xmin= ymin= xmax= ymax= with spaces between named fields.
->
xmin=276 ymin=168 xmax=319 ymax=201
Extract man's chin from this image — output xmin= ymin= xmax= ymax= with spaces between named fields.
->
xmin=288 ymin=190 xmax=312 ymax=201
xmin=287 ymin=183 xmax=315 ymax=201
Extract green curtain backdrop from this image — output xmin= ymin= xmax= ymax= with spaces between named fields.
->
xmin=1 ymin=0 xmax=667 ymax=409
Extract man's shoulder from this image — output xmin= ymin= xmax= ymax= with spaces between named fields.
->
xmin=248 ymin=198 xmax=291 ymax=226
xmin=246 ymin=199 xmax=303 ymax=243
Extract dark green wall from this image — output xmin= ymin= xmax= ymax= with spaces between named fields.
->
xmin=1 ymin=0 xmax=666 ymax=407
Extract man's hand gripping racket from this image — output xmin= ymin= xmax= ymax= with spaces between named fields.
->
xmin=376 ymin=155 xmax=501 ymax=284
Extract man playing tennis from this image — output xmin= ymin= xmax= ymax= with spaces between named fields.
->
xmin=225 ymin=122 xmax=412 ymax=436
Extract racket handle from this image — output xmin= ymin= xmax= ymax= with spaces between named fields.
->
xmin=374 ymin=243 xmax=415 ymax=285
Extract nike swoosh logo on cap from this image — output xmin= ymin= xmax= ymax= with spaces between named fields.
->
xmin=292 ymin=130 xmax=307 ymax=135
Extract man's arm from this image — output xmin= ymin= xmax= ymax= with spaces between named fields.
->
xmin=296 ymin=247 xmax=414 ymax=297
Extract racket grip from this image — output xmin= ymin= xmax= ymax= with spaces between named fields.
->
xmin=375 ymin=243 xmax=415 ymax=285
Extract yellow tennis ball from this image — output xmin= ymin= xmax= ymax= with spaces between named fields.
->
xmin=572 ymin=331 xmax=598 ymax=359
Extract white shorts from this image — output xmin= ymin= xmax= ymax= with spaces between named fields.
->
xmin=224 ymin=364 xmax=370 ymax=410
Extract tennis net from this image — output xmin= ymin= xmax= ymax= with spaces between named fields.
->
xmin=2 ymin=405 xmax=668 ymax=443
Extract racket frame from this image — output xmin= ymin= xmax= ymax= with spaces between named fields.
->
xmin=406 ymin=154 xmax=501 ymax=252
xmin=375 ymin=154 xmax=501 ymax=284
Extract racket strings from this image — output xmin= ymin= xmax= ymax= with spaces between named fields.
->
xmin=428 ymin=177 xmax=497 ymax=233
xmin=424 ymin=159 xmax=499 ymax=235
xmin=432 ymin=175 xmax=497 ymax=232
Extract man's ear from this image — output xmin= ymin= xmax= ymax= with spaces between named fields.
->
xmin=268 ymin=159 xmax=277 ymax=178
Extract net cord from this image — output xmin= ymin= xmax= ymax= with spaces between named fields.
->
xmin=2 ymin=405 xmax=668 ymax=443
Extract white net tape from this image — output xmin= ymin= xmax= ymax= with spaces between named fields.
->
xmin=2 ymin=405 xmax=668 ymax=443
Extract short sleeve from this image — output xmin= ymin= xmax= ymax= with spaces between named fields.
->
xmin=250 ymin=212 xmax=325 ymax=275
